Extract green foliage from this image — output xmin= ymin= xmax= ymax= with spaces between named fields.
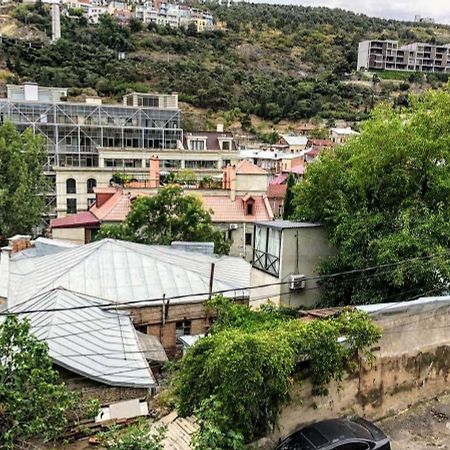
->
xmin=5 ymin=3 xmax=438 ymax=121
xmin=293 ymin=88 xmax=450 ymax=306
xmin=283 ymin=173 xmax=296 ymax=219
xmin=0 ymin=121 xmax=48 ymax=240
xmin=99 ymin=420 xmax=166 ymax=450
xmin=175 ymin=296 xmax=380 ymax=447
xmin=97 ymin=185 xmax=232 ymax=254
xmin=0 ymin=316 xmax=76 ymax=449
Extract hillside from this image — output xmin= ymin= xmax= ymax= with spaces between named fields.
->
xmin=2 ymin=2 xmax=450 ymax=133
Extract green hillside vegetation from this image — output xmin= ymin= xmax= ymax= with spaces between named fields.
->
xmin=3 ymin=1 xmax=450 ymax=126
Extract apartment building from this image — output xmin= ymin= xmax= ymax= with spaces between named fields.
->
xmin=0 ymin=83 xmax=183 ymax=216
xmin=357 ymin=40 xmax=450 ymax=73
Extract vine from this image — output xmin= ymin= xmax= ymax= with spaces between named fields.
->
xmin=174 ymin=296 xmax=381 ymax=449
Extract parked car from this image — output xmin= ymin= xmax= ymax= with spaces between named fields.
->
xmin=276 ymin=417 xmax=391 ymax=450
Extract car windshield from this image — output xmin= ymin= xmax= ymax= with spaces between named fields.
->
xmin=278 ymin=429 xmax=320 ymax=449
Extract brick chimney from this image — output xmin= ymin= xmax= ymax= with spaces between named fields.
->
xmin=149 ymin=155 xmax=160 ymax=189
xmin=222 ymin=164 xmax=237 ymax=201
xmin=8 ymin=235 xmax=32 ymax=254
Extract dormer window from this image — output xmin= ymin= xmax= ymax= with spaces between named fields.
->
xmin=247 ymin=203 xmax=253 ymax=215
xmin=243 ymin=194 xmax=255 ymax=216
xmin=221 ymin=140 xmax=231 ymax=150
xmin=190 ymin=139 xmax=206 ymax=151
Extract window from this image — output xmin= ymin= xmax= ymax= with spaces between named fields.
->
xmin=66 ymin=198 xmax=77 ymax=214
xmin=245 ymin=232 xmax=252 ymax=246
xmin=87 ymin=178 xmax=97 ymax=194
xmin=190 ymin=139 xmax=205 ymax=151
xmin=246 ymin=202 xmax=254 ymax=215
xmin=333 ymin=443 xmax=370 ymax=450
xmin=66 ymin=178 xmax=76 ymax=194
xmin=253 ymin=225 xmax=281 ymax=277
xmin=176 ymin=320 xmax=192 ymax=339
xmin=222 ymin=140 xmax=231 ymax=150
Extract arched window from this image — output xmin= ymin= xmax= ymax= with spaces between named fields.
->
xmin=87 ymin=178 xmax=97 ymax=194
xmin=66 ymin=178 xmax=76 ymax=194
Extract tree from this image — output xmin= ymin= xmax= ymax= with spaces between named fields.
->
xmin=175 ymin=296 xmax=380 ymax=448
xmin=293 ymin=89 xmax=450 ymax=306
xmin=0 ymin=316 xmax=75 ymax=449
xmin=97 ymin=185 xmax=232 ymax=254
xmin=0 ymin=121 xmax=48 ymax=241
xmin=282 ymin=173 xmax=296 ymax=219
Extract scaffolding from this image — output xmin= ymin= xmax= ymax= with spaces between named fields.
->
xmin=0 ymin=95 xmax=183 ymax=168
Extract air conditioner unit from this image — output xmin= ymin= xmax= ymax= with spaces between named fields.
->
xmin=229 ymin=224 xmax=238 ymax=230
xmin=289 ymin=274 xmax=306 ymax=291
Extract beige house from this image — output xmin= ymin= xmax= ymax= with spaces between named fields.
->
xmin=55 ymin=127 xmax=241 ymax=217
xmin=330 ymin=127 xmax=359 ymax=145
xmin=250 ymin=221 xmax=335 ymax=308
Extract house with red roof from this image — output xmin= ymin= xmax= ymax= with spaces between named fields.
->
xmin=51 ymin=159 xmax=274 ymax=260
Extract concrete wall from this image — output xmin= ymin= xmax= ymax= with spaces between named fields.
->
xmin=250 ymin=226 xmax=335 ymax=309
xmin=52 ymin=227 xmax=87 ymax=245
xmin=235 ymin=172 xmax=270 ymax=195
xmin=261 ymin=301 xmax=450 ymax=448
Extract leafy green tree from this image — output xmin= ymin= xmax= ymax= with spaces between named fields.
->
xmin=175 ymin=296 xmax=380 ymax=448
xmin=0 ymin=121 xmax=48 ymax=241
xmin=293 ymin=89 xmax=450 ymax=306
xmin=282 ymin=173 xmax=296 ymax=219
xmin=98 ymin=185 xmax=231 ymax=254
xmin=0 ymin=316 xmax=75 ymax=449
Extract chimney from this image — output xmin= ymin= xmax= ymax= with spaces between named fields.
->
xmin=229 ymin=165 xmax=237 ymax=201
xmin=8 ymin=235 xmax=32 ymax=254
xmin=216 ymin=123 xmax=224 ymax=133
xmin=149 ymin=155 xmax=160 ymax=189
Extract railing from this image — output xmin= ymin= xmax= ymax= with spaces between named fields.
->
xmin=252 ymin=249 xmax=280 ymax=277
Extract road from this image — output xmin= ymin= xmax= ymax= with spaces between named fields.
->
xmin=378 ymin=394 xmax=450 ymax=450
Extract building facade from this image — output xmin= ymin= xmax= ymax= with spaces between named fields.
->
xmin=358 ymin=40 xmax=450 ymax=73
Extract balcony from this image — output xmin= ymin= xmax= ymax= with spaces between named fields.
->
xmin=252 ymin=248 xmax=280 ymax=277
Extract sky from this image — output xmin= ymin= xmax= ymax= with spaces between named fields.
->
xmin=253 ymin=0 xmax=450 ymax=24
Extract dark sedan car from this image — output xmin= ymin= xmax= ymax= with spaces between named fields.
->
xmin=276 ymin=417 xmax=391 ymax=450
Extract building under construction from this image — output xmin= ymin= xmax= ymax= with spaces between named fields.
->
xmin=0 ymin=83 xmax=183 ymax=215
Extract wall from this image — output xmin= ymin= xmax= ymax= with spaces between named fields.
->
xmin=214 ymin=222 xmax=252 ymax=261
xmin=129 ymin=299 xmax=248 ymax=357
xmin=260 ymin=300 xmax=450 ymax=448
xmin=279 ymin=226 xmax=335 ymax=308
xmin=52 ymin=227 xmax=87 ymax=245
xmin=235 ymin=172 xmax=270 ymax=195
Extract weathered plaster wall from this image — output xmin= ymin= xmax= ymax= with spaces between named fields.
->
xmin=262 ymin=302 xmax=450 ymax=447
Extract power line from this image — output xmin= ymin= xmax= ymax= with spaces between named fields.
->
xmin=3 ymin=250 xmax=449 ymax=317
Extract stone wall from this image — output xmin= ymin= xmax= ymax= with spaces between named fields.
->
xmin=262 ymin=299 xmax=450 ymax=447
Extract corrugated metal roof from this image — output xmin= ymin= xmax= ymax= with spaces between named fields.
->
xmin=7 ymin=239 xmax=251 ymax=307
xmin=5 ymin=288 xmax=155 ymax=388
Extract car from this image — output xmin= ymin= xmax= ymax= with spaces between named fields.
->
xmin=275 ymin=417 xmax=391 ymax=450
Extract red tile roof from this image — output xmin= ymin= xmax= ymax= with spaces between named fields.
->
xmin=235 ymin=160 xmax=268 ymax=175
xmin=268 ymin=184 xmax=287 ymax=199
xmin=290 ymin=164 xmax=306 ymax=174
xmin=270 ymin=173 xmax=288 ymax=185
xmin=50 ymin=211 xmax=100 ymax=229
xmin=90 ymin=191 xmax=133 ymax=222
xmin=201 ymin=195 xmax=273 ymax=223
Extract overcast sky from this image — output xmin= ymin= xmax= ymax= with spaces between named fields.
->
xmin=252 ymin=0 xmax=450 ymax=24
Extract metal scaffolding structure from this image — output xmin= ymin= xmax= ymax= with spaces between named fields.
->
xmin=0 ymin=99 xmax=183 ymax=168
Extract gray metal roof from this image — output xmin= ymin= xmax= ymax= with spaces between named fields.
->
xmin=7 ymin=239 xmax=251 ymax=307
xmin=11 ymin=237 xmax=78 ymax=260
xmin=252 ymin=220 xmax=322 ymax=229
xmin=6 ymin=288 xmax=155 ymax=388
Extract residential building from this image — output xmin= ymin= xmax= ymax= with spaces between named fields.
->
xmin=0 ymin=83 xmax=183 ymax=217
xmin=250 ymin=221 xmax=335 ymax=308
xmin=329 ymin=127 xmax=359 ymax=144
xmin=55 ymin=127 xmax=240 ymax=216
xmin=357 ymin=40 xmax=450 ymax=73
xmin=51 ymin=159 xmax=274 ymax=260
xmin=278 ymin=134 xmax=309 ymax=153
xmin=0 ymin=237 xmax=251 ymax=356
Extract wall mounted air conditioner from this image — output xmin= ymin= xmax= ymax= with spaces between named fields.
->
xmin=229 ymin=224 xmax=238 ymax=230
xmin=289 ymin=274 xmax=306 ymax=290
